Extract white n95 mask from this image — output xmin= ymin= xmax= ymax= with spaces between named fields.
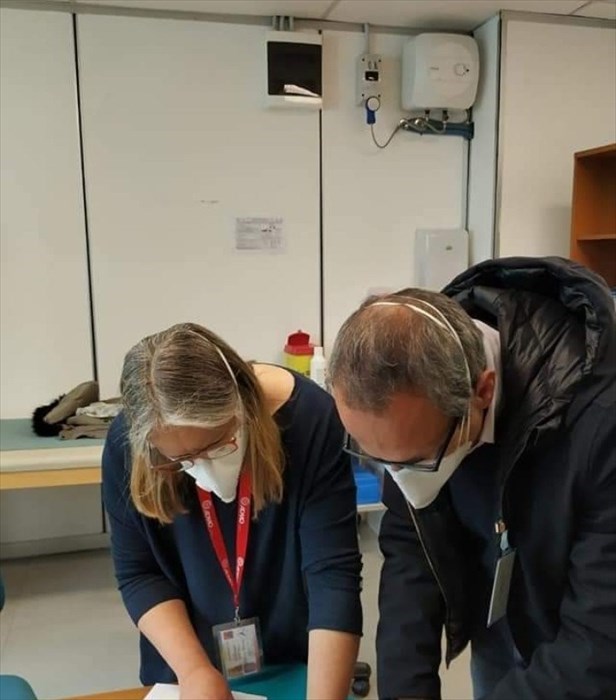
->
xmin=183 ymin=427 xmax=247 ymax=503
xmin=387 ymin=420 xmax=473 ymax=509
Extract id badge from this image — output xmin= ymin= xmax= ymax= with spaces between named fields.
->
xmin=487 ymin=548 xmax=516 ymax=627
xmin=212 ymin=617 xmax=263 ymax=680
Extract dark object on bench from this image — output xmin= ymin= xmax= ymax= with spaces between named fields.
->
xmin=352 ymin=661 xmax=372 ymax=697
xmin=31 ymin=396 xmax=64 ymax=436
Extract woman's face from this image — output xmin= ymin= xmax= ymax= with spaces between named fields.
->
xmin=149 ymin=418 xmax=238 ymax=465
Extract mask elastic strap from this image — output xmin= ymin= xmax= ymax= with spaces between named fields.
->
xmin=211 ymin=344 xmax=245 ymax=424
xmin=212 ymin=344 xmax=239 ymax=390
xmin=370 ymin=300 xmax=473 ymax=393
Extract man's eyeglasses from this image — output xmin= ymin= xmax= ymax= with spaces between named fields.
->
xmin=148 ymin=435 xmax=239 ymax=473
xmin=343 ymin=419 xmax=459 ymax=473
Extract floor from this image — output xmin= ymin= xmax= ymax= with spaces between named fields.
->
xmin=0 ymin=522 xmax=472 ymax=700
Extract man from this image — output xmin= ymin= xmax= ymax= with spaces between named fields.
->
xmin=328 ymin=257 xmax=616 ymax=700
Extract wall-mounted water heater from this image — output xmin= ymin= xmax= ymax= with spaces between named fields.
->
xmin=402 ymin=34 xmax=479 ymax=111
xmin=265 ymin=31 xmax=322 ymax=109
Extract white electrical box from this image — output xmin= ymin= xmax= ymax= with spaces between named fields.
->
xmin=265 ymin=31 xmax=322 ymax=109
xmin=414 ymin=229 xmax=469 ymax=290
xmin=402 ymin=34 xmax=479 ymax=110
xmin=356 ymin=53 xmax=382 ymax=105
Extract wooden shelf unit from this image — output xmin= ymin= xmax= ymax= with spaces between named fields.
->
xmin=570 ymin=143 xmax=616 ymax=287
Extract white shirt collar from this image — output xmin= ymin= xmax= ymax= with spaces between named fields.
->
xmin=472 ymin=319 xmax=501 ymax=447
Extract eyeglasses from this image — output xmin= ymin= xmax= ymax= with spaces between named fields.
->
xmin=343 ymin=419 xmax=459 ymax=473
xmin=148 ymin=435 xmax=239 ymax=473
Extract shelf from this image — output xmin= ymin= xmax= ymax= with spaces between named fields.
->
xmin=577 ymin=234 xmax=616 ymax=242
xmin=575 ymin=143 xmax=616 ymax=161
xmin=570 ymin=143 xmax=616 ymax=288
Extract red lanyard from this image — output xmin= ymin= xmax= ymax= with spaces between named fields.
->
xmin=197 ymin=470 xmax=251 ymax=621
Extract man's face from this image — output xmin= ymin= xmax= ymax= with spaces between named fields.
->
xmin=333 ymin=370 xmax=495 ymax=466
xmin=334 ymin=390 xmax=452 ymax=465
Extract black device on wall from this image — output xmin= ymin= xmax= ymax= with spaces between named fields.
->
xmin=266 ymin=32 xmax=322 ymax=108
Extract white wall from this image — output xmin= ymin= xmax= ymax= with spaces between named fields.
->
xmin=498 ymin=18 xmax=616 ymax=258
xmin=468 ymin=15 xmax=500 ymax=264
xmin=0 ymin=11 xmax=468 ymax=555
xmin=76 ymin=15 xmax=321 ymax=398
xmin=0 ymin=8 xmax=94 ymax=418
xmin=321 ymin=30 xmax=466 ymax=353
xmin=0 ymin=8 xmax=102 ymax=554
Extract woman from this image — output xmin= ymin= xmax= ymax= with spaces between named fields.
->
xmin=102 ymin=323 xmax=362 ymax=700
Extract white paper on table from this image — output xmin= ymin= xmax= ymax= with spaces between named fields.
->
xmin=144 ymin=683 xmax=267 ymax=700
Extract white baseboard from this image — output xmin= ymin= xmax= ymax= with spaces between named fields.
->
xmin=0 ymin=532 xmax=110 ymax=560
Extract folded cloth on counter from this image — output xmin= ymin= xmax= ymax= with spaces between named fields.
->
xmin=44 ymin=381 xmax=99 ymax=425
xmin=65 ymin=414 xmax=112 ymax=427
xmin=59 ymin=424 xmax=109 ymax=440
xmin=76 ymin=399 xmax=122 ymax=419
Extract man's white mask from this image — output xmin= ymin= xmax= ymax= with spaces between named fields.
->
xmin=387 ymin=414 xmax=472 ymax=509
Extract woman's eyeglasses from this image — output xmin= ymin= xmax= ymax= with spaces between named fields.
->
xmin=343 ymin=419 xmax=459 ymax=473
xmin=148 ymin=436 xmax=239 ymax=473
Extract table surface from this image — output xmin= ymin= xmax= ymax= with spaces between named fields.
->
xmin=0 ymin=419 xmax=105 ymax=451
xmin=67 ymin=664 xmax=312 ymax=699
xmin=68 ymin=688 xmax=147 ymax=700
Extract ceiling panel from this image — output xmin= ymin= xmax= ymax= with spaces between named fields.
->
xmin=27 ymin=0 xmax=616 ymax=25
xmin=574 ymin=0 xmax=616 ymax=18
xmin=328 ymin=0 xmax=588 ymax=30
xmin=69 ymin=0 xmax=333 ymax=18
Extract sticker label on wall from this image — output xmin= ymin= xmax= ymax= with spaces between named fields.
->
xmin=235 ymin=217 xmax=284 ymax=252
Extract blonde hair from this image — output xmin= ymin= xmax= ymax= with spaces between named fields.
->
xmin=121 ymin=322 xmax=284 ymax=523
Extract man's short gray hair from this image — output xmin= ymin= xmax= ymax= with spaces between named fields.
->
xmin=328 ymin=288 xmax=487 ymax=417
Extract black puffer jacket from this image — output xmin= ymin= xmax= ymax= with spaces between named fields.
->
xmin=377 ymin=257 xmax=616 ymax=700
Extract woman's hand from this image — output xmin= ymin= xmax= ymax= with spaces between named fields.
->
xmin=179 ymin=665 xmax=233 ymax=700
xmin=138 ymin=601 xmax=232 ymax=699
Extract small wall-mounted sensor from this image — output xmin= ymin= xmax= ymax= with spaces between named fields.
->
xmin=266 ymin=31 xmax=322 ymax=109
xmin=356 ymin=53 xmax=382 ymax=106
xmin=402 ymin=34 xmax=479 ymax=110
xmin=414 ymin=228 xmax=469 ymax=290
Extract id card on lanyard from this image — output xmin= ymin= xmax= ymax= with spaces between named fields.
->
xmin=487 ymin=525 xmax=516 ymax=627
xmin=197 ymin=470 xmax=264 ymax=679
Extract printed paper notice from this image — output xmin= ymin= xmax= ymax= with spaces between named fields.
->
xmin=235 ymin=217 xmax=284 ymax=252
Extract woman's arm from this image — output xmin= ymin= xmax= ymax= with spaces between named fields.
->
xmin=138 ymin=600 xmax=231 ymax=700
xmin=103 ymin=417 xmax=230 ymax=699
xmin=307 ymin=629 xmax=359 ymax=700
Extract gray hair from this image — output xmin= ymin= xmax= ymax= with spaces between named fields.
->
xmin=121 ymin=323 xmax=243 ymax=453
xmin=328 ymin=288 xmax=486 ymax=417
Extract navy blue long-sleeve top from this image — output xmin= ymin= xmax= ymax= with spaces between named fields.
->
xmin=102 ymin=373 xmax=363 ymax=685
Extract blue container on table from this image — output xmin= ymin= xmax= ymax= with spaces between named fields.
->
xmin=352 ymin=460 xmax=381 ymax=505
